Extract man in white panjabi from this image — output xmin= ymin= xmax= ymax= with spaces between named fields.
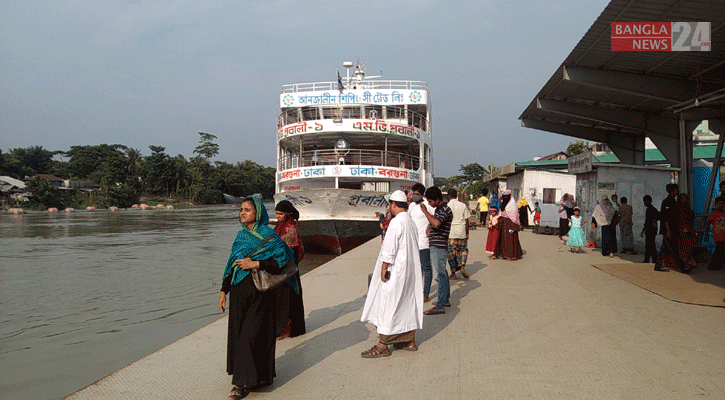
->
xmin=360 ymin=190 xmax=424 ymax=358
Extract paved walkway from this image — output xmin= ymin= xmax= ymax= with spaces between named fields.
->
xmin=66 ymin=229 xmax=725 ymax=399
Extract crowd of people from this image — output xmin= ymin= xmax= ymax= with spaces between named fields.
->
xmin=215 ymin=182 xmax=724 ymax=396
xmin=552 ymin=182 xmax=724 ymax=273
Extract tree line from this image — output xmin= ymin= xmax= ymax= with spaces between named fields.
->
xmin=1 ymin=133 xmax=276 ymax=209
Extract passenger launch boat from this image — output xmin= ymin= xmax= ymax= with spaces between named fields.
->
xmin=273 ymin=61 xmax=433 ymax=254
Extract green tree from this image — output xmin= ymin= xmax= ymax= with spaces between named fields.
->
xmin=105 ymin=183 xmax=140 ymax=208
xmin=141 ymin=145 xmax=175 ymax=196
xmin=65 ymin=144 xmax=127 ymax=179
xmin=434 ymin=176 xmax=447 ymax=187
xmin=125 ymin=148 xmax=142 ymax=177
xmin=25 ymin=177 xmax=63 ymax=209
xmin=459 ymin=163 xmax=486 ymax=182
xmin=446 ymin=175 xmax=463 ymax=188
xmin=4 ymin=146 xmax=60 ymax=178
xmin=484 ymin=162 xmax=496 ymax=176
xmin=193 ymin=132 xmax=219 ymax=160
xmin=566 ymin=140 xmax=590 ymax=156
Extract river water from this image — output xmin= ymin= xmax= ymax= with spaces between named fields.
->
xmin=0 ymin=204 xmax=335 ymax=400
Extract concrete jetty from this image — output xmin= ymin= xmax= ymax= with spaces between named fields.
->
xmin=66 ymin=230 xmax=724 ymax=399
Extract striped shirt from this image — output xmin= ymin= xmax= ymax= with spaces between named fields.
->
xmin=429 ymin=204 xmax=453 ymax=249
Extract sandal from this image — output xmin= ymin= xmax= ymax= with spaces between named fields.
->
xmin=423 ymin=296 xmax=429 ymax=302
xmin=424 ymin=307 xmax=445 ymax=315
xmin=229 ymin=386 xmax=248 ymax=400
xmin=460 ymin=267 xmax=469 ymax=279
xmin=361 ymin=344 xmax=391 ymax=358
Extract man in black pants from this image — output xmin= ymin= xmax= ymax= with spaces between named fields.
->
xmin=640 ymin=195 xmax=659 ymax=263
xmin=656 ymin=183 xmax=686 ymax=272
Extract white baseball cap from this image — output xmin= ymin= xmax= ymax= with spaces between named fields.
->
xmin=389 ymin=190 xmax=407 ymax=202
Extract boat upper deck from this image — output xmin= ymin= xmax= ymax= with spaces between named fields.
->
xmin=281 ymin=79 xmax=428 ymax=94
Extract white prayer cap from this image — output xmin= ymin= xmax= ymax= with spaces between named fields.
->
xmin=389 ymin=190 xmax=407 ymax=202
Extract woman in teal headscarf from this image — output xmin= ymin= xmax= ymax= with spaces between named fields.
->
xmin=218 ymin=197 xmax=294 ymax=399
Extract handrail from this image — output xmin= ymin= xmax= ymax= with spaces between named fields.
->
xmin=278 ymin=149 xmax=427 ymax=172
xmin=281 ymin=80 xmax=429 ymax=93
xmin=277 ymin=105 xmax=429 ymax=133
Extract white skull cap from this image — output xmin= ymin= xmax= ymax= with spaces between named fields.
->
xmin=389 ymin=190 xmax=407 ymax=202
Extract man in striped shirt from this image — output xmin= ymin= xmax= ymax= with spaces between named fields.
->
xmin=420 ymin=186 xmax=452 ymax=315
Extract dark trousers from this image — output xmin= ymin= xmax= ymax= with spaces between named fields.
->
xmin=643 ymin=232 xmax=657 ymax=263
xmin=559 ymin=218 xmax=569 ymax=238
xmin=710 ymin=241 xmax=725 ymax=269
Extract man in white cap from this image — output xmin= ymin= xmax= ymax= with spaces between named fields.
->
xmin=360 ymin=190 xmax=424 ymax=357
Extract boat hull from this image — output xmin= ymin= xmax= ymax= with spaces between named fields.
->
xmin=274 ymin=188 xmax=387 ymax=255
xmin=297 ymin=219 xmax=380 ymax=255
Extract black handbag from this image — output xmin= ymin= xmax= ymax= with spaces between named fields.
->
xmin=245 ymin=235 xmax=299 ymax=292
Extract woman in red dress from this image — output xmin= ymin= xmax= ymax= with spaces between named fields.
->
xmin=274 ymin=200 xmax=306 ymax=340
xmin=493 ymin=190 xmax=524 ymax=261
xmin=677 ymin=193 xmax=697 ymax=268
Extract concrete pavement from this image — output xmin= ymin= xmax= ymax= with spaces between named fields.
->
xmin=66 ymin=229 xmax=725 ymax=399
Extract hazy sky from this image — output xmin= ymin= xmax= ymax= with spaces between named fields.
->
xmin=1 ymin=0 xmax=608 ymax=177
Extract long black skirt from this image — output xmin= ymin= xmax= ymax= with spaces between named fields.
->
xmin=559 ymin=218 xmax=570 ymax=237
xmin=275 ymin=272 xmax=306 ymax=338
xmin=227 ymin=275 xmax=277 ymax=388
xmin=600 ymin=225 xmax=618 ymax=256
xmin=518 ymin=207 xmax=529 ymax=228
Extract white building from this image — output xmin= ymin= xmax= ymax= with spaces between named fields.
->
xmin=483 ymin=164 xmax=576 ymax=228
xmin=569 ymin=152 xmax=678 ymax=250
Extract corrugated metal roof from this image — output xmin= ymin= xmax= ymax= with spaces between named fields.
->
xmin=514 ymin=145 xmax=725 ymax=168
xmin=0 ymin=176 xmax=26 ymax=192
xmin=519 ymin=0 xmax=725 ymax=165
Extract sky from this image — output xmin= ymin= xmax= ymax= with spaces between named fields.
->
xmin=1 ymin=0 xmax=610 ymax=178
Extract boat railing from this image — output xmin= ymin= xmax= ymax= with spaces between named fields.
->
xmin=281 ymin=80 xmax=429 ymax=93
xmin=278 ymin=149 xmax=427 ymax=172
xmin=278 ymin=106 xmax=428 ymax=132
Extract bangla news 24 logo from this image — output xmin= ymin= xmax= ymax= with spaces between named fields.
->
xmin=611 ymin=22 xmax=711 ymax=51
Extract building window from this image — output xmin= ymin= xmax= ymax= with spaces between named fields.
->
xmin=543 ymin=188 xmax=557 ymax=204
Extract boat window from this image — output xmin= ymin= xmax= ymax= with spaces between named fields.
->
xmin=338 ymin=181 xmax=362 ymax=190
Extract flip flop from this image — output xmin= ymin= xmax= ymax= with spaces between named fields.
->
xmin=460 ymin=268 xmax=469 ymax=278
xmin=229 ymin=386 xmax=248 ymax=399
xmin=424 ymin=307 xmax=445 ymax=315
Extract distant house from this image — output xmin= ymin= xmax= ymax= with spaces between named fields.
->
xmin=34 ymin=174 xmax=64 ymax=187
xmin=1 ymin=176 xmax=27 ymax=207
